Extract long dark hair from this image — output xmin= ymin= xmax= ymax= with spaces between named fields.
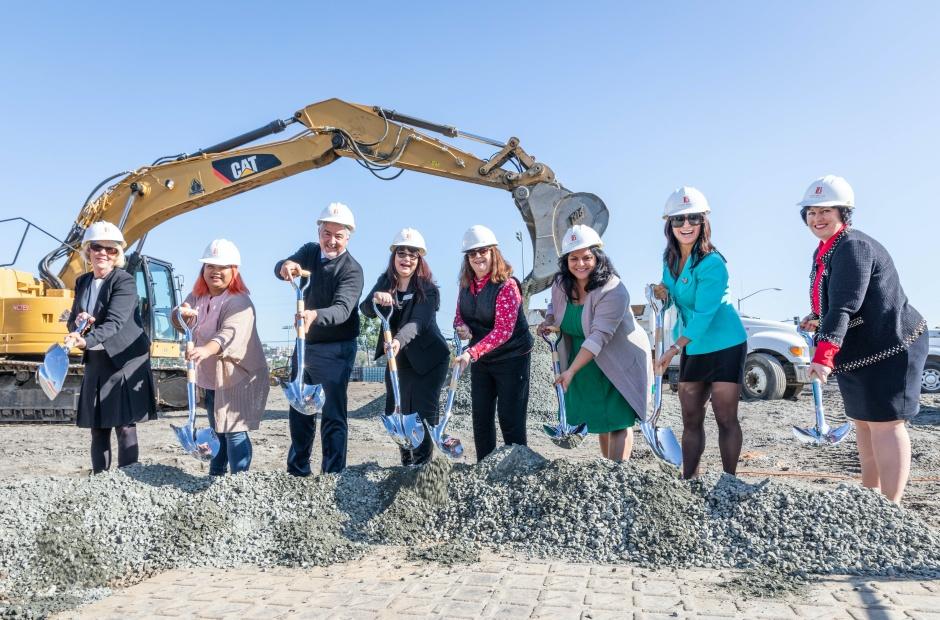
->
xmin=554 ymin=247 xmax=618 ymax=303
xmin=384 ymin=250 xmax=435 ymax=303
xmin=663 ymin=216 xmax=717 ymax=278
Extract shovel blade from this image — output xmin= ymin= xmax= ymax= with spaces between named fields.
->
xmin=640 ymin=421 xmax=683 ymax=467
xmin=37 ymin=345 xmax=69 ymax=400
xmin=791 ymin=426 xmax=826 ymax=445
xmin=427 ymin=421 xmax=464 ymax=459
xmin=827 ymin=422 xmax=853 ymax=445
xmin=542 ymin=422 xmax=589 ymax=449
xmin=171 ymin=423 xmax=220 ymax=462
xmin=400 ymin=413 xmax=425 ymax=450
xmin=380 ymin=413 xmax=413 ymax=449
xmin=280 ymin=379 xmax=324 ymax=416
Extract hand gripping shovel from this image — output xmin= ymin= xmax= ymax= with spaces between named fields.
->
xmin=791 ymin=330 xmax=851 ymax=446
xmin=170 ymin=307 xmax=220 ymax=461
xmin=641 ymin=285 xmax=683 ymax=467
xmin=279 ymin=270 xmax=324 ymax=416
xmin=541 ymin=328 xmax=588 ymax=449
xmin=425 ymin=333 xmax=465 ymax=459
xmin=37 ymin=317 xmax=90 ymax=400
xmin=373 ymin=300 xmax=424 ymax=451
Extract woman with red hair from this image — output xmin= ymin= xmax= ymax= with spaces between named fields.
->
xmin=172 ymin=239 xmax=269 ymax=475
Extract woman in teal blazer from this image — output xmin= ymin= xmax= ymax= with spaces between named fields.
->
xmin=653 ymin=186 xmax=747 ymax=479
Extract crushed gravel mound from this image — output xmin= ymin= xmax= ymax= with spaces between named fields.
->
xmin=2 ymin=446 xmax=939 ymax=618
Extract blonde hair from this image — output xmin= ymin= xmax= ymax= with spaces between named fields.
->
xmin=81 ymin=241 xmax=127 ymax=269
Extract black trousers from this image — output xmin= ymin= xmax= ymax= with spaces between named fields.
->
xmin=90 ymin=425 xmax=138 ymax=473
xmin=470 ymin=353 xmax=530 ymax=462
xmin=385 ymin=357 xmax=449 ymax=465
xmin=287 ymin=339 xmax=356 ymax=475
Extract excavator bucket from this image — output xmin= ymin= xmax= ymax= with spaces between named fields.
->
xmin=514 ymin=183 xmax=609 ymax=296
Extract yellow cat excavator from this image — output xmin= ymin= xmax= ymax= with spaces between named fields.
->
xmin=0 ymin=98 xmax=608 ymax=422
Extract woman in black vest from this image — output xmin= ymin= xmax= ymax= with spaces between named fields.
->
xmin=66 ymin=222 xmax=157 ymax=473
xmin=797 ymin=175 xmax=928 ymax=504
xmin=454 ymin=225 xmax=533 ymax=462
xmin=360 ymin=228 xmax=450 ymax=466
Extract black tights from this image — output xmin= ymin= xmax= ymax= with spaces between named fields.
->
xmin=678 ymin=381 xmax=742 ymax=479
xmin=90 ymin=425 xmax=139 ymax=473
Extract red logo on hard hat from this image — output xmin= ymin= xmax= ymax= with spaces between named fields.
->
xmin=682 ymin=196 xmax=690 ymax=204
xmin=212 ymin=246 xmax=219 ymax=255
xmin=815 ymin=186 xmax=823 ymax=195
xmin=570 ymin=234 xmax=577 ymax=241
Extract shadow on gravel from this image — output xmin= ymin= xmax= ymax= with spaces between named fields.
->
xmin=121 ymin=463 xmax=213 ymax=493
xmin=348 ymin=394 xmax=385 ymax=420
xmin=911 ymin=402 xmax=940 ymax=426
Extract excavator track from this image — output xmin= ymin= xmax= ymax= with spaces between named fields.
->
xmin=0 ymin=358 xmax=187 ymax=423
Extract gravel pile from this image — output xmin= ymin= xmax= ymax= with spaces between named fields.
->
xmin=3 ymin=446 xmax=940 ymax=618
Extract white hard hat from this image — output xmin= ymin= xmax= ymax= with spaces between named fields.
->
xmin=797 ymin=175 xmax=855 ymax=209
xmin=560 ymin=224 xmax=603 ymax=255
xmin=82 ymin=221 xmax=126 ymax=248
xmin=317 ymin=201 xmax=356 ymax=231
xmin=389 ymin=228 xmax=427 ymax=255
xmin=461 ymin=225 xmax=499 ymax=252
xmin=199 ymin=239 xmax=242 ymax=266
xmin=663 ymin=186 xmax=711 ymax=219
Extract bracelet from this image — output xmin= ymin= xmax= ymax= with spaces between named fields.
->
xmin=669 ymin=344 xmax=681 ymax=354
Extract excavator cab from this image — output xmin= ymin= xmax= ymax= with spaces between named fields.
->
xmin=125 ymin=253 xmax=187 ymax=408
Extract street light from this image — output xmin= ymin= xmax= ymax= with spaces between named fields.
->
xmin=737 ymin=287 xmax=782 ymax=311
xmin=514 ymin=231 xmax=526 ymax=276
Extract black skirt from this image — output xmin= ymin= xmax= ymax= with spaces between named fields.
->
xmin=836 ymin=331 xmax=928 ymax=422
xmin=679 ymin=342 xmax=747 ymax=384
xmin=77 ymin=349 xmax=157 ymax=429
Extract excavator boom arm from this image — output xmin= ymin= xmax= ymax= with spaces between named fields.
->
xmin=53 ymin=98 xmax=606 ymax=294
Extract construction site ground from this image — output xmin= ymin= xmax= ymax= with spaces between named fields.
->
xmin=2 ymin=382 xmax=938 ymax=619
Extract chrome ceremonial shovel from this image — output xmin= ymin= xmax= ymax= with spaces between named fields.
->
xmin=279 ymin=269 xmax=324 ymax=416
xmin=374 ymin=300 xmax=424 ymax=451
xmin=541 ymin=328 xmax=588 ymax=449
xmin=641 ymin=285 xmax=683 ymax=467
xmin=38 ymin=317 xmax=90 ymax=401
xmin=426 ymin=332 xmax=465 ymax=458
xmin=170 ymin=307 xmax=220 ymax=461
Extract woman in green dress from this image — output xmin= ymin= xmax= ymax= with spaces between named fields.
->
xmin=538 ymin=225 xmax=653 ymax=461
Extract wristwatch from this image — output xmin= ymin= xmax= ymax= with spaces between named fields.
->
xmin=668 ymin=344 xmax=681 ymax=355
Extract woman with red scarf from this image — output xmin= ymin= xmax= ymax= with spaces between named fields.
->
xmin=454 ymin=225 xmax=533 ymax=462
xmin=798 ymin=175 xmax=927 ymax=504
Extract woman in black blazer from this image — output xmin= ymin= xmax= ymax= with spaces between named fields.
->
xmin=359 ymin=228 xmax=450 ymax=466
xmin=797 ymin=176 xmax=927 ymax=504
xmin=66 ymin=222 xmax=157 ymax=473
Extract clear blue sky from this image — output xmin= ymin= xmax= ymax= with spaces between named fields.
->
xmin=1 ymin=2 xmax=938 ymax=343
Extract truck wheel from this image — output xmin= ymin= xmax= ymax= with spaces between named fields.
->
xmin=782 ymin=384 xmax=804 ymax=400
xmin=743 ymin=352 xmax=786 ymax=400
xmin=923 ymin=359 xmax=940 ymax=394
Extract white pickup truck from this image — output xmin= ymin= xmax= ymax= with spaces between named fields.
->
xmin=635 ymin=305 xmax=811 ymax=400
xmin=924 ymin=328 xmax=940 ymax=394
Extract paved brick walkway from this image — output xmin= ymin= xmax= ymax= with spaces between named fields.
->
xmin=62 ymin=549 xmax=939 ymax=619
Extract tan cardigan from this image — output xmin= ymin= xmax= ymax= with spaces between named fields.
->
xmin=184 ymin=292 xmax=270 ymax=433
xmin=546 ymin=276 xmax=652 ymax=422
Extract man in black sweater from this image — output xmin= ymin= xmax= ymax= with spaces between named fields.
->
xmin=274 ymin=202 xmax=363 ymax=474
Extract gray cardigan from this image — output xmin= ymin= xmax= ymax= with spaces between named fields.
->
xmin=546 ymin=276 xmax=652 ymax=421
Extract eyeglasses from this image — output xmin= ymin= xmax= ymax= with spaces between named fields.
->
xmin=465 ymin=247 xmax=491 ymax=259
xmin=669 ymin=214 xmax=705 ymax=228
xmin=89 ymin=243 xmax=119 ymax=256
xmin=395 ymin=247 xmax=421 ymax=259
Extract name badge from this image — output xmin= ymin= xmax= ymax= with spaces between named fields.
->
xmin=401 ymin=293 xmax=414 ymax=302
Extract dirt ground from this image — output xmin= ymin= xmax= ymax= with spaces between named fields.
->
xmin=1 ymin=381 xmax=938 ymax=523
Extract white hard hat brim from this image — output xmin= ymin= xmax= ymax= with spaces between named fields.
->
xmin=463 ymin=241 xmax=498 ymax=252
xmin=796 ymin=199 xmax=854 ymax=208
xmin=563 ymin=240 xmax=603 ymax=254
xmin=663 ymin=205 xmax=711 ymax=219
xmin=389 ymin=243 xmax=427 ymax=255
xmin=199 ymin=257 xmax=241 ymax=266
